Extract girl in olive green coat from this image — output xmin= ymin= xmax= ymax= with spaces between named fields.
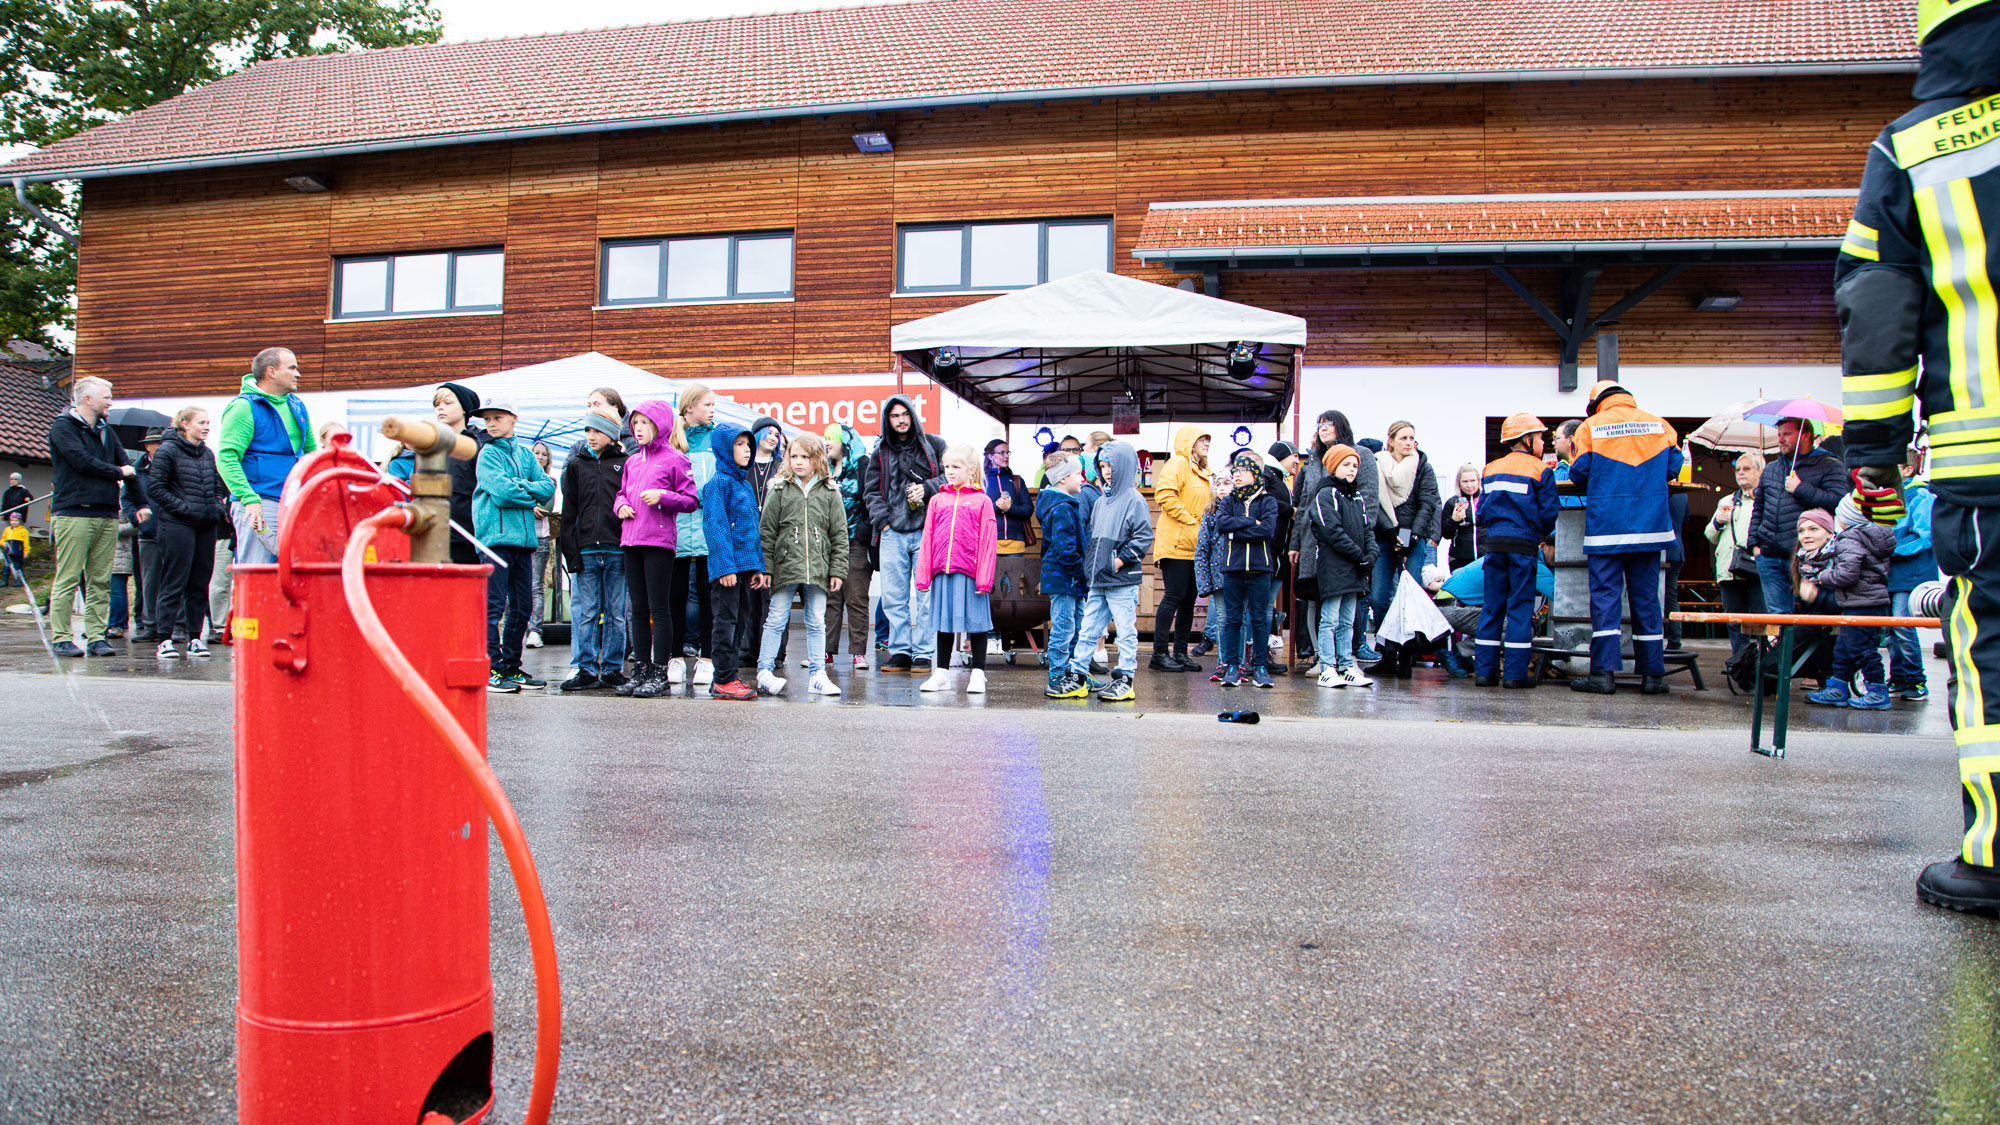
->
xmin=755 ymin=432 xmax=851 ymax=696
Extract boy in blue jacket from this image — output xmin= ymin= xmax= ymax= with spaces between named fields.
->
xmin=1474 ymin=413 xmax=1560 ymax=689
xmin=1214 ymin=451 xmax=1283 ymax=689
xmin=1036 ymin=455 xmax=1088 ymax=696
xmin=701 ymin=423 xmax=766 ymax=700
xmin=1567 ymin=381 xmax=1683 ymax=695
xmin=473 ymin=397 xmax=555 ymax=692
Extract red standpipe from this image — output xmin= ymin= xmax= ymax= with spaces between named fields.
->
xmin=234 ymin=435 xmax=559 ymax=1124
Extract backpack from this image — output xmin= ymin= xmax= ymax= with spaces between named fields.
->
xmin=1724 ymin=626 xmax=1835 ymax=696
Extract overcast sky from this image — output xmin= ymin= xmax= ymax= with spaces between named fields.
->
xmin=433 ymin=0 xmax=913 ymax=40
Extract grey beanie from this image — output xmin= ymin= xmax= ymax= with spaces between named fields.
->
xmin=582 ymin=411 xmax=624 ymax=440
xmin=1046 ymin=455 xmax=1083 ymax=487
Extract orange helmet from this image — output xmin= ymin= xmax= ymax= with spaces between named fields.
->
xmin=1586 ymin=380 xmax=1630 ymax=413
xmin=1500 ymin=413 xmax=1546 ymax=443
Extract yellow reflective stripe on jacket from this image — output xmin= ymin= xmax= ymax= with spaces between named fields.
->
xmin=1933 ymin=437 xmax=2000 ymax=479
xmin=1916 ymin=181 xmax=2000 ymax=415
xmin=1841 ymin=219 xmax=1881 ymax=261
xmin=1842 ymin=366 xmax=1917 ymax=421
xmin=1932 ymin=408 xmax=2000 ymax=445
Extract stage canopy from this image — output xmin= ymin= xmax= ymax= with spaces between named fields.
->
xmin=890 ymin=270 xmax=1308 ymax=424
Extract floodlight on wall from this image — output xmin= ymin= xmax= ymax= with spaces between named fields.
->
xmin=283 ymin=173 xmax=330 ymax=193
xmin=1695 ymin=290 xmax=1742 ymax=312
xmin=852 ymin=131 xmax=894 ymax=153
xmin=1226 ymin=340 xmax=1259 ymax=380
xmin=932 ymin=347 xmax=960 ymax=377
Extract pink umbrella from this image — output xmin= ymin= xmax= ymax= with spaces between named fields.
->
xmin=1743 ymin=398 xmax=1843 ymax=427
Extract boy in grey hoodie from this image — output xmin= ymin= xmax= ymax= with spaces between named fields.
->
xmin=1053 ymin=441 xmax=1154 ymax=701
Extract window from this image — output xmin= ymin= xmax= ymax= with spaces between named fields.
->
xmin=332 ymin=248 xmax=504 ymax=319
xmin=599 ymin=232 xmax=794 ymax=305
xmin=897 ymin=219 xmax=1112 ymax=293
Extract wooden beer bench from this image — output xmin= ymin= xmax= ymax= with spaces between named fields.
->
xmin=1670 ymin=611 xmax=1941 ymax=759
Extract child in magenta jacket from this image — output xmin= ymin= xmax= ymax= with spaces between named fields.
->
xmin=915 ymin=444 xmax=998 ymax=695
xmin=614 ymin=400 xmax=700 ymax=697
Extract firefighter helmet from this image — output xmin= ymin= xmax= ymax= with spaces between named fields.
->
xmin=1586 ymin=380 xmax=1630 ymax=413
xmin=1920 ymin=0 xmax=2000 ymax=43
xmin=1500 ymin=412 xmax=1546 ymax=443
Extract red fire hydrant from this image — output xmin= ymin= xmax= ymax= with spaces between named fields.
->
xmin=232 ymin=429 xmax=557 ymax=1124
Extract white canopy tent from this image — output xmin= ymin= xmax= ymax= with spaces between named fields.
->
xmin=890 ymin=270 xmax=1309 ymax=424
xmin=342 ymin=352 xmax=783 ymax=473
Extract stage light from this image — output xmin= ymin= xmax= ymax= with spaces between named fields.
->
xmin=933 ymin=347 xmax=960 ymax=376
xmin=1226 ymin=340 xmax=1258 ymax=380
xmin=1233 ymin=426 xmax=1253 ymax=447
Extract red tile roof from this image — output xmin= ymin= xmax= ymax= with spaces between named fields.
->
xmin=0 ymin=0 xmax=1916 ymax=182
xmin=1133 ymin=191 xmax=1858 ymax=258
xmin=0 ymin=361 xmax=74 ymax=464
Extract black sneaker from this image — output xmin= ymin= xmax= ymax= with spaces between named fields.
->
xmin=882 ymin=653 xmax=912 ymax=673
xmin=86 ymin=639 xmax=116 ymax=657
xmin=558 ymin=671 xmax=601 ymax=692
xmin=52 ymin=640 xmax=83 ymax=658
xmin=1919 ymin=859 xmax=2000 ymax=915
xmin=910 ymin=657 xmax=933 ymax=675
xmin=506 ymin=670 xmax=546 ymax=689
xmin=487 ymin=670 xmax=521 ymax=694
xmin=598 ymin=669 xmax=629 ymax=690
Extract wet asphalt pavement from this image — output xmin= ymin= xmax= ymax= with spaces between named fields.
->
xmin=2 ymin=614 xmax=1995 ymax=1122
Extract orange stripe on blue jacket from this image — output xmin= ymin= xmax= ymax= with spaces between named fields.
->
xmin=1568 ymin=391 xmax=1683 ymax=555
xmin=1477 ymin=451 xmax=1559 ymax=544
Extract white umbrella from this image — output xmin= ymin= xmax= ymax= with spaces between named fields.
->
xmin=1689 ymin=401 xmax=1780 ymax=454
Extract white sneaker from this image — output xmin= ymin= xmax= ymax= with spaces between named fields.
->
xmin=967 ymin=669 xmax=987 ymax=694
xmin=756 ymin=669 xmax=787 ymax=696
xmin=692 ymin=658 xmax=713 ymax=686
xmin=809 ymin=672 xmax=842 ymax=696
xmin=1317 ymin=667 xmax=1343 ymax=688
xmin=156 ymin=638 xmax=181 ymax=660
xmin=524 ymin=631 xmax=544 ymax=649
xmin=667 ymin=657 xmax=687 ymax=684
xmin=1343 ymin=666 xmax=1375 ymax=688
xmin=187 ymin=637 xmax=211 ymax=658
xmin=1306 ymin=662 xmax=1325 ymax=678
xmin=919 ymin=670 xmax=952 ymax=692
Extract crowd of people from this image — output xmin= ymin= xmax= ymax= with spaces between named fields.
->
xmin=18 ymin=350 xmax=1935 ymax=711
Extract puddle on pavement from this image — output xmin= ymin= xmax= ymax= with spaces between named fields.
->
xmin=0 ymin=732 xmax=170 ymax=791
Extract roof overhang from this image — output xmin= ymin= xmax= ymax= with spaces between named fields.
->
xmin=1134 ymin=189 xmax=1858 ymax=270
xmin=2 ymin=64 xmax=1915 ymax=184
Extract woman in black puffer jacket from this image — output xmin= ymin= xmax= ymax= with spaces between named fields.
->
xmin=147 ymin=406 xmax=231 ymax=656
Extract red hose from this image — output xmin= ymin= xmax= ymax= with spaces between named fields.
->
xmin=342 ymin=507 xmax=562 ymax=1125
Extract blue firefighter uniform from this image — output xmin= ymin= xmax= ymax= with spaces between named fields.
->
xmin=1568 ymin=385 xmax=1682 ymax=680
xmin=1838 ymin=0 xmax=2000 ymax=911
xmin=1475 ymin=450 xmax=1559 ymax=683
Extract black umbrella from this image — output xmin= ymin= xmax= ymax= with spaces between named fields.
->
xmin=102 ymin=406 xmax=172 ymax=447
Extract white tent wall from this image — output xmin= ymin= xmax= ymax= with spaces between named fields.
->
xmin=1299 ymin=364 xmax=1842 ymax=480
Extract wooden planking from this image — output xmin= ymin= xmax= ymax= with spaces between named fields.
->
xmin=890 ymin=102 xmax=1119 ymax=221
xmin=78 ymin=169 xmax=331 ymax=394
xmin=597 ymin=120 xmax=800 ymax=239
xmin=74 ymin=76 xmax=1912 ymax=397
xmin=327 ymin=145 xmax=511 ymax=255
xmin=500 ymin=136 xmax=601 ymax=370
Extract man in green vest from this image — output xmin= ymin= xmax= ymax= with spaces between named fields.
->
xmin=217 ymin=347 xmax=315 ymax=565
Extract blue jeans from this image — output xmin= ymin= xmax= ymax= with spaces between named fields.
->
xmin=1205 ymin=592 xmax=1229 ymax=642
xmin=1072 ymin=584 xmax=1140 ymax=674
xmin=570 ymin=551 xmax=629 ymax=676
xmin=1889 ymin=589 xmax=1927 ymax=685
xmin=1317 ymin=593 xmax=1359 ymax=670
xmin=1220 ymin=571 xmax=1273 ymax=671
xmin=1047 ymin=593 xmax=1081 ymax=681
xmin=1831 ymin=602 xmax=1887 ymax=685
xmin=759 ymin=582 xmax=826 ymax=677
xmin=108 ymin=573 xmax=129 ymax=629
xmin=877 ymin=527 xmax=933 ymax=660
xmin=232 ymin=498 xmax=281 ymax=565
xmin=1369 ymin=542 xmax=1426 ymax=625
xmin=1756 ymin=553 xmax=1796 ymax=615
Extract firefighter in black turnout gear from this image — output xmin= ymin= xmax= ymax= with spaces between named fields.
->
xmin=1839 ymin=0 xmax=2000 ymax=913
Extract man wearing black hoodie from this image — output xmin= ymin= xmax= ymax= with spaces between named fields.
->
xmin=46 ymin=376 xmax=149 ymax=656
xmin=1838 ymin=0 xmax=2000 ymax=914
xmin=861 ymin=395 xmax=946 ymax=673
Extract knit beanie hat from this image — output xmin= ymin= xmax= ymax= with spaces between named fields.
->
xmin=582 ymin=409 xmax=624 ymax=440
xmin=1268 ymin=440 xmax=1299 ymax=463
xmin=436 ymin=382 xmax=480 ymax=418
xmin=1046 ymin=455 xmax=1082 ymax=487
xmin=1835 ymin=494 xmax=1867 ymax=529
xmin=1798 ymin=508 xmax=1836 ymax=536
xmin=1231 ymin=450 xmax=1263 ymax=474
xmin=1321 ymin=443 xmax=1359 ymax=473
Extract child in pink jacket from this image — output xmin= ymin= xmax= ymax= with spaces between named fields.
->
xmin=915 ymin=444 xmax=998 ymax=695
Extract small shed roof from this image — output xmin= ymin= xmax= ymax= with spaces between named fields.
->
xmin=891 ymin=271 xmax=1306 ymax=424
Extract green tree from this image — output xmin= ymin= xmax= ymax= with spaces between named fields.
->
xmin=0 ymin=0 xmax=443 ymax=351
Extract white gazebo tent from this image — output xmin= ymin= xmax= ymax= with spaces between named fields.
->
xmin=890 ymin=270 xmax=1309 ymax=425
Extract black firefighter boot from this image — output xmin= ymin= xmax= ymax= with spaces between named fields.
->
xmin=1570 ymin=671 xmax=1616 ymax=694
xmin=1919 ymin=859 xmax=2000 ymax=916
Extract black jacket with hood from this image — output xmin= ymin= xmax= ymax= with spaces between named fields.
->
xmin=147 ymin=430 xmax=230 ymax=529
xmin=48 ymin=410 xmax=149 ymax=519
xmin=1306 ymin=474 xmax=1377 ymax=598
xmin=747 ymin=415 xmax=784 ymax=506
xmin=861 ymin=394 xmax=947 ymax=537
xmin=558 ymin=438 xmax=629 ymax=573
